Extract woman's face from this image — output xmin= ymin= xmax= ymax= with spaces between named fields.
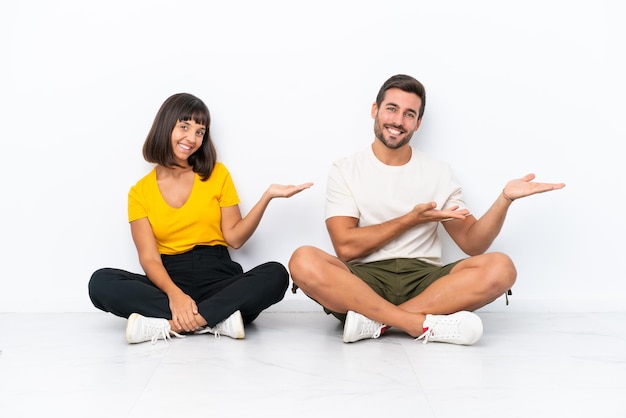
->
xmin=170 ymin=119 xmax=206 ymax=165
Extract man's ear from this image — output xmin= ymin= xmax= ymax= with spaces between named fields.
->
xmin=413 ymin=117 xmax=423 ymax=132
xmin=371 ymin=102 xmax=378 ymax=119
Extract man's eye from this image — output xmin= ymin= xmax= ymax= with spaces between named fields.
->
xmin=406 ymin=113 xmax=416 ymax=119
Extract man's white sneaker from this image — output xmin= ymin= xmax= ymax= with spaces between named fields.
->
xmin=416 ymin=311 xmax=483 ymax=345
xmin=343 ymin=310 xmax=387 ymax=343
xmin=195 ymin=310 xmax=245 ymax=339
xmin=125 ymin=313 xmax=183 ymax=344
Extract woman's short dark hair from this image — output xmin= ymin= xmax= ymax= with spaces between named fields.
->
xmin=375 ymin=74 xmax=426 ymax=120
xmin=143 ymin=93 xmax=217 ymax=181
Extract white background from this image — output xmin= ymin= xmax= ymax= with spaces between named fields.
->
xmin=1 ymin=0 xmax=624 ymax=312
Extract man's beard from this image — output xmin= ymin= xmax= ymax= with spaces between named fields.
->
xmin=374 ymin=120 xmax=414 ymax=150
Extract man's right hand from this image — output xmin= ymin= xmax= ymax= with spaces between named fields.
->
xmin=411 ymin=202 xmax=470 ymax=224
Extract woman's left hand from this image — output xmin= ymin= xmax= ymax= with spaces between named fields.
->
xmin=267 ymin=182 xmax=314 ymax=198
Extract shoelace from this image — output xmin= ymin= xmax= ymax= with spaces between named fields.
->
xmin=150 ymin=327 xmax=184 ymax=345
xmin=416 ymin=328 xmax=434 ymax=344
xmin=416 ymin=319 xmax=461 ymax=344
xmin=150 ymin=325 xmax=169 ymax=344
xmin=194 ymin=326 xmax=221 ymax=339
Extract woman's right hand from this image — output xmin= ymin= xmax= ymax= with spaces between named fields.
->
xmin=168 ymin=290 xmax=201 ymax=333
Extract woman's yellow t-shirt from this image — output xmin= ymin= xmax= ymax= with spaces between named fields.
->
xmin=128 ymin=162 xmax=240 ymax=255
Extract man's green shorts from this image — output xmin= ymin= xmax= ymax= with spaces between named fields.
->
xmin=324 ymin=258 xmax=460 ymax=322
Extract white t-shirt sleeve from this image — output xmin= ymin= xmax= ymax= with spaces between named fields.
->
xmin=326 ymin=160 xmax=360 ymax=220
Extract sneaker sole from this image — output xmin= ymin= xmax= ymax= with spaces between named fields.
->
xmin=230 ymin=310 xmax=245 ymax=339
xmin=342 ymin=311 xmax=358 ymax=343
xmin=125 ymin=313 xmax=141 ymax=344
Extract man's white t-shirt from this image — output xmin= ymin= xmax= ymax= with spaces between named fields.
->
xmin=325 ymin=146 xmax=468 ymax=266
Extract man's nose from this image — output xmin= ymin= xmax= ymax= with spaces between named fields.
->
xmin=391 ymin=112 xmax=405 ymax=126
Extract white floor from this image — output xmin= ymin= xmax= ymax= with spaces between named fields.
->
xmin=1 ymin=304 xmax=625 ymax=418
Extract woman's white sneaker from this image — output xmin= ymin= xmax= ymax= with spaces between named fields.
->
xmin=196 ymin=310 xmax=245 ymax=339
xmin=125 ymin=313 xmax=183 ymax=344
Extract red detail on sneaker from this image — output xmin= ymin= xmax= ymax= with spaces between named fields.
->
xmin=422 ymin=327 xmax=430 ymax=333
xmin=381 ymin=326 xmax=390 ymax=335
